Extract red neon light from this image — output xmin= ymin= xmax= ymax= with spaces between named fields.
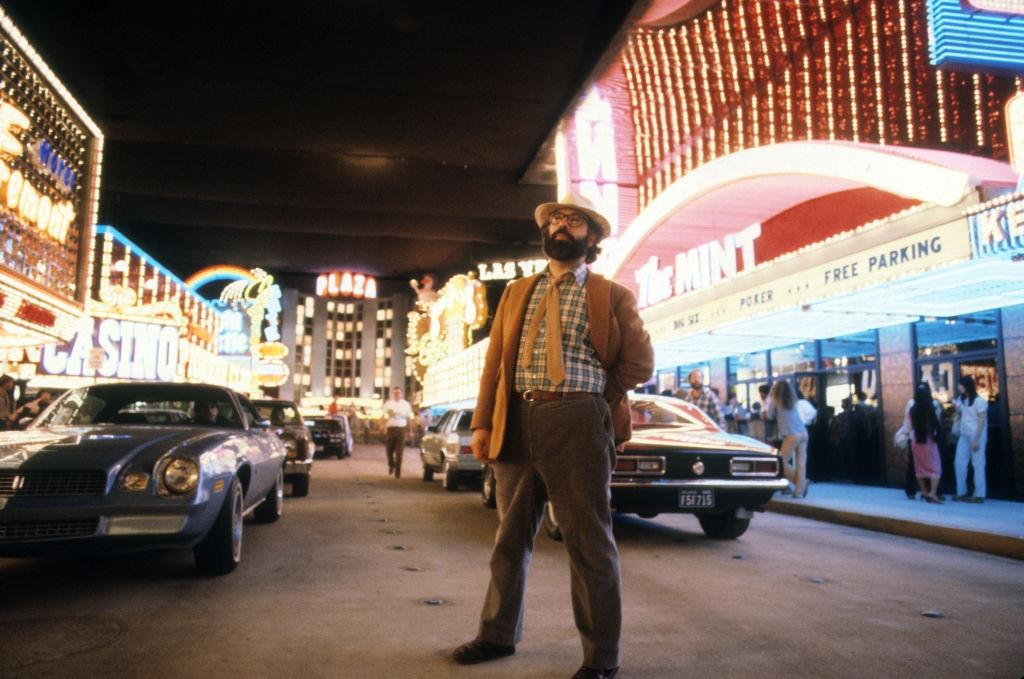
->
xmin=316 ymin=271 xmax=377 ymax=299
xmin=15 ymin=300 xmax=56 ymax=328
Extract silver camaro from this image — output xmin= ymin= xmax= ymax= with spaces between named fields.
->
xmin=0 ymin=382 xmax=287 ymax=575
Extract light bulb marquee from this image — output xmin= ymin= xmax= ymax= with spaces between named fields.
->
xmin=0 ymin=8 xmax=104 ymax=346
xmin=615 ymin=0 xmax=1020 ymax=213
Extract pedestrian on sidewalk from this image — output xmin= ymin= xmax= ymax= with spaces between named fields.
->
xmin=953 ymin=375 xmax=988 ymax=503
xmin=766 ymin=380 xmax=809 ymax=498
xmin=382 ymin=387 xmax=412 ymax=478
xmin=906 ymin=383 xmax=944 ymax=504
xmin=451 ymin=192 xmax=654 ymax=679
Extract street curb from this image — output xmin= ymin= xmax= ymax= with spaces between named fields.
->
xmin=766 ymin=500 xmax=1024 ymax=561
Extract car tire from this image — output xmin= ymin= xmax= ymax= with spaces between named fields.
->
xmin=194 ymin=477 xmax=243 ymax=575
xmin=442 ymin=459 xmax=460 ymax=491
xmin=480 ymin=465 xmax=497 ymax=509
xmin=253 ymin=467 xmax=284 ymax=524
xmin=697 ymin=510 xmax=751 ymax=539
xmin=291 ymin=473 xmax=310 ymax=497
xmin=542 ymin=502 xmax=563 ymax=542
xmin=422 ymin=462 xmax=434 ymax=482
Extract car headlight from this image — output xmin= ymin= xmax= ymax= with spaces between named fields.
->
xmin=160 ymin=456 xmax=200 ymax=495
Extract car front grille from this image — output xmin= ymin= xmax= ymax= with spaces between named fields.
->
xmin=0 ymin=518 xmax=100 ymax=541
xmin=0 ymin=470 xmax=108 ymax=498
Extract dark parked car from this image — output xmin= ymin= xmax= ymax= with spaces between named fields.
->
xmin=419 ymin=408 xmax=481 ymax=490
xmin=481 ymin=394 xmax=785 ymax=540
xmin=308 ymin=416 xmax=352 ymax=458
xmin=0 ymin=382 xmax=286 ymax=574
xmin=253 ymin=399 xmax=313 ymax=497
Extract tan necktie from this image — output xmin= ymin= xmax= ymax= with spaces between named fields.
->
xmin=522 ymin=273 xmax=573 ymax=386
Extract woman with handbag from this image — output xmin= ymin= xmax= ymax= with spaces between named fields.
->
xmin=952 ymin=375 xmax=988 ymax=503
xmin=905 ymin=383 xmax=944 ymax=504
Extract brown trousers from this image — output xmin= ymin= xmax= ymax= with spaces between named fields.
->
xmin=385 ymin=426 xmax=406 ymax=477
xmin=478 ymin=397 xmax=621 ymax=670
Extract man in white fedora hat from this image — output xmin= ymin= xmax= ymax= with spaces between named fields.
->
xmin=451 ymin=192 xmax=653 ymax=679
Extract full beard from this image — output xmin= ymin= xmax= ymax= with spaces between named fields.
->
xmin=541 ymin=229 xmax=588 ymax=261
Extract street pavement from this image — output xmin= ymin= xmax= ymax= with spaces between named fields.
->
xmin=1 ymin=443 xmax=1022 ymax=678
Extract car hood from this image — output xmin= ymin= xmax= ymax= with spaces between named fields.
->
xmin=0 ymin=425 xmax=230 ymax=471
xmin=624 ymin=426 xmax=776 ymax=455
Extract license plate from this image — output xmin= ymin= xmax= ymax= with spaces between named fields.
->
xmin=679 ymin=489 xmax=714 ymax=509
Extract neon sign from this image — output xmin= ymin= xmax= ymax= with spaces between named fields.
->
xmin=41 ymin=317 xmax=180 ymax=381
xmin=406 ymin=273 xmax=488 ymax=383
xmin=574 ymin=87 xmax=618 ymax=237
xmin=0 ymin=101 xmax=77 ymax=244
xmin=476 ymin=259 xmax=548 ymax=281
xmin=1008 ymin=93 xmax=1024 ymax=176
xmin=967 ymin=194 xmax=1024 ymax=258
xmin=634 ymin=223 xmax=762 ymax=309
xmin=316 ymin=272 xmax=377 ymax=299
xmin=926 ymin=0 xmax=1024 ymax=73
xmin=963 ymin=0 xmax=1024 ymax=14
xmin=218 ymin=308 xmax=250 ymax=355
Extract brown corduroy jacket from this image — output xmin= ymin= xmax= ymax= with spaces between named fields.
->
xmin=470 ymin=270 xmax=654 ymax=460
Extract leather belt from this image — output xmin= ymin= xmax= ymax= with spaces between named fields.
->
xmin=514 ymin=390 xmax=601 ymax=402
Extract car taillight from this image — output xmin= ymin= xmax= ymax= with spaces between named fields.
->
xmin=614 ymin=456 xmax=664 ymax=474
xmin=615 ymin=459 xmax=638 ymax=473
xmin=730 ymin=458 xmax=779 ymax=476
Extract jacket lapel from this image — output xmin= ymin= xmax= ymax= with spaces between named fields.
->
xmin=585 ymin=272 xmax=611 ymax=367
xmin=503 ymin=274 xmax=542 ymax=368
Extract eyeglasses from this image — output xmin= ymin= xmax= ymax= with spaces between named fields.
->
xmin=548 ymin=212 xmax=587 ymax=228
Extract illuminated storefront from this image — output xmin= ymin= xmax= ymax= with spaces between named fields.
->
xmin=320 ymin=0 xmax=1024 ymax=493
xmin=26 ymin=227 xmax=251 ymax=392
xmin=0 ymin=8 xmax=103 ymax=349
xmin=538 ymin=0 xmax=1024 ymax=495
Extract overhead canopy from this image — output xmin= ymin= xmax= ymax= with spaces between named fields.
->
xmin=595 ymin=141 xmax=1019 ymax=288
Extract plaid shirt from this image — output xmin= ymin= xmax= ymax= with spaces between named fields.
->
xmin=683 ymin=387 xmax=726 ymax=428
xmin=514 ymin=263 xmax=606 ymax=394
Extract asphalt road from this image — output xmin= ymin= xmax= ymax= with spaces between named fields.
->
xmin=1 ymin=443 xmax=1022 ymax=679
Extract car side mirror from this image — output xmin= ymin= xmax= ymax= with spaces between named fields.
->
xmin=255 ymin=418 xmax=272 ymax=428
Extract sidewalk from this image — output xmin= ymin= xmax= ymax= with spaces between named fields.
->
xmin=767 ymin=482 xmax=1024 ymax=560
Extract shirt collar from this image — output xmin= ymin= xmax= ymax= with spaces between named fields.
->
xmin=543 ymin=262 xmax=588 ymax=287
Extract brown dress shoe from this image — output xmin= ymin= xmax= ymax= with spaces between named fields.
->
xmin=572 ymin=666 xmax=619 ymax=679
xmin=451 ymin=638 xmax=515 ymax=665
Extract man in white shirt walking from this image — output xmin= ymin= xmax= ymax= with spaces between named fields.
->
xmin=382 ymin=387 xmax=413 ymax=478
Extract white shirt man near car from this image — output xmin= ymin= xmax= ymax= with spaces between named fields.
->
xmin=382 ymin=388 xmax=413 ymax=478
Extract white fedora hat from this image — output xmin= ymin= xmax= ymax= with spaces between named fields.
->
xmin=534 ymin=191 xmax=612 ymax=240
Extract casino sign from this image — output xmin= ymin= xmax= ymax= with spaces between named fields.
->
xmin=0 ymin=8 xmax=104 ymax=348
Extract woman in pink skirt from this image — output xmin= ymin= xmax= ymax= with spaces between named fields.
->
xmin=905 ymin=383 xmax=943 ymax=504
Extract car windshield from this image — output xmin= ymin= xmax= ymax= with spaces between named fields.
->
xmin=35 ymin=384 xmax=244 ymax=429
xmin=629 ymin=397 xmax=719 ymax=431
xmin=255 ymin=403 xmax=301 ymax=426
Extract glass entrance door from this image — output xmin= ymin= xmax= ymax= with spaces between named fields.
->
xmin=820 ymin=369 xmax=883 ymax=482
